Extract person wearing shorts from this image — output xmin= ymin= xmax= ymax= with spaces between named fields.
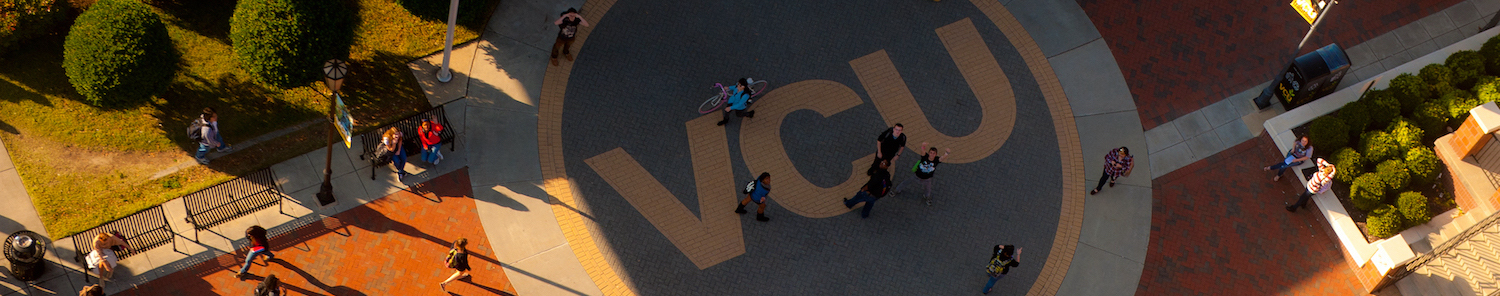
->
xmin=734 ymin=172 xmax=772 ymax=222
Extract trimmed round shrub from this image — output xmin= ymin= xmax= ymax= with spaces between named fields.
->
xmin=1366 ymin=204 xmax=1405 ymax=239
xmin=396 ymin=0 xmax=496 ymax=25
xmin=1308 ymin=115 xmax=1349 ymax=152
xmin=1449 ymin=50 xmax=1487 ymax=89
xmin=1332 ymin=147 xmax=1364 ymax=184
xmin=1476 ymin=77 xmax=1500 ymax=106
xmin=1365 ymin=89 xmax=1402 ymax=125
xmin=1391 ymin=73 xmax=1430 ymax=114
xmin=231 ymin=0 xmax=355 ymax=89
xmin=1375 ymin=159 xmax=1409 ymax=192
xmin=1386 ymin=118 xmax=1423 ymax=152
xmin=0 ymin=0 xmax=66 ymax=57
xmin=1351 ymin=173 xmax=1390 ymax=211
xmin=62 ymin=0 xmax=176 ymax=107
xmin=1361 ymin=130 xmax=1399 ymax=164
xmin=1484 ymin=36 xmax=1500 ymax=75
xmin=1339 ymin=100 xmax=1372 ymax=133
xmin=1413 ymin=100 xmax=1450 ymax=140
xmin=1398 ymin=191 xmax=1431 ymax=227
xmin=1444 ymin=89 xmax=1481 ymax=129
xmin=1406 ymin=146 xmax=1440 ymax=187
xmin=1421 ymin=63 xmax=1455 ymax=91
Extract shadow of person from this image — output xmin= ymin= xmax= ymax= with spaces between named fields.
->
xmin=454 ymin=276 xmax=516 ymax=296
xmin=271 ymin=260 xmax=368 ymax=296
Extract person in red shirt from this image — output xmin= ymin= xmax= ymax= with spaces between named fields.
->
xmin=236 ymin=225 xmax=274 ymax=279
xmin=419 ymin=116 xmax=444 ymax=165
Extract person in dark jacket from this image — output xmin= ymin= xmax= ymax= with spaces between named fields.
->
xmin=983 ymin=244 xmax=1022 ymax=294
xmin=440 ymin=238 xmax=472 ymax=292
xmin=255 ymin=274 xmax=285 ymax=296
xmin=843 ymin=159 xmax=893 ymax=218
xmin=236 ymin=225 xmax=275 ymax=279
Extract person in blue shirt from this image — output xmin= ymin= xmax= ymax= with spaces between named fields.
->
xmin=734 ymin=172 xmax=772 ymax=221
xmin=716 ymin=78 xmax=757 ymax=126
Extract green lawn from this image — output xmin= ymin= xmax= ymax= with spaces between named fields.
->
xmin=0 ymin=0 xmax=488 ymax=237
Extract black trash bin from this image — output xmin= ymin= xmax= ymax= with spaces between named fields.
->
xmin=1274 ymin=43 xmax=1351 ymax=109
xmin=4 ymin=231 xmax=49 ymax=281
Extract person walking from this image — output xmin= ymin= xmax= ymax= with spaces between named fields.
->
xmin=982 ymin=244 xmax=1022 ymax=294
xmin=440 ymin=238 xmax=472 ymax=292
xmin=78 ymin=284 xmax=104 ymax=296
xmin=235 ymin=225 xmax=275 ymax=279
xmin=734 ymin=172 xmax=773 ymax=222
xmin=381 ymin=127 xmax=411 ymax=181
xmin=843 ymin=159 xmax=893 ymax=218
xmin=193 ymin=107 xmax=231 ymax=165
xmin=85 ymin=233 xmax=127 ymax=287
xmin=876 ymin=124 xmax=907 ymax=165
xmin=893 ymin=142 xmax=949 ymax=206
xmin=716 ymin=78 xmax=757 ymax=126
xmin=1287 ymin=158 xmax=1335 ymax=213
xmin=418 ymin=116 xmax=444 ymax=165
xmin=551 ymin=8 xmax=589 ymax=66
xmin=1263 ymin=136 xmax=1313 ymax=182
xmin=1090 ymin=147 xmax=1134 ymax=195
xmin=255 ymin=274 xmax=286 ymax=296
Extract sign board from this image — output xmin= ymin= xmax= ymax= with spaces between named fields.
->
xmin=334 ymin=94 xmax=354 ymax=148
xmin=1290 ymin=0 xmax=1327 ymax=24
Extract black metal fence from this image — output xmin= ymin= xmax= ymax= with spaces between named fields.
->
xmin=358 ymin=106 xmax=457 ymax=180
xmin=182 ymin=168 xmax=286 ymax=241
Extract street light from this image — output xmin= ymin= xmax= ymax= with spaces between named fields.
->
xmin=436 ymin=0 xmax=460 ymax=82
xmin=317 ymin=59 xmax=348 ymax=207
xmin=1254 ymin=0 xmax=1338 ymax=109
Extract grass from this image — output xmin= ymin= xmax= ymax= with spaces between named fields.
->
xmin=0 ymin=0 xmax=489 ymax=238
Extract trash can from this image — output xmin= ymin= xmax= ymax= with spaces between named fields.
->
xmin=4 ymin=231 xmax=49 ymax=281
xmin=1274 ymin=43 xmax=1351 ymax=109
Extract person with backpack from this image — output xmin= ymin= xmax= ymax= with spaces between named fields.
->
xmin=843 ymin=159 xmax=893 ymax=218
xmin=235 ymin=225 xmax=275 ymax=279
xmin=418 ymin=116 xmax=444 ymax=165
xmin=893 ymin=142 xmax=949 ymax=206
xmin=982 ymin=245 xmax=1022 ymax=294
xmin=440 ymin=238 xmax=472 ymax=292
xmin=190 ymin=107 xmax=231 ymax=165
xmin=255 ymin=274 xmax=285 ymax=296
xmin=733 ymin=172 xmax=773 ymax=222
xmin=876 ymin=124 xmax=907 ymax=165
xmin=551 ymin=8 xmax=589 ymax=66
xmin=381 ymin=127 xmax=411 ymax=181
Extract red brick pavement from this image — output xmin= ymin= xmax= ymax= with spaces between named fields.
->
xmin=119 ymin=168 xmax=518 ymax=296
xmin=1137 ymin=136 xmax=1367 ymax=295
xmin=1078 ymin=0 xmax=1467 ymax=130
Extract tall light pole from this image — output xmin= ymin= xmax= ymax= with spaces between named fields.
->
xmin=317 ymin=59 xmax=347 ymax=206
xmin=1254 ymin=0 xmax=1338 ymax=109
xmin=436 ymin=0 xmax=460 ymax=83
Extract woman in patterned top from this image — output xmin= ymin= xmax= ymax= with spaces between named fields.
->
xmin=1287 ymin=158 xmax=1335 ymax=213
xmin=1090 ymin=147 xmax=1133 ymax=195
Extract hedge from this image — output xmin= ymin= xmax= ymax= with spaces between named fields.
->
xmin=1361 ymin=130 xmax=1399 ymax=164
xmin=1477 ymin=78 xmax=1500 ymax=107
xmin=1339 ymin=100 xmax=1372 ymax=133
xmin=1365 ymin=89 xmax=1402 ymax=125
xmin=230 ymin=0 xmax=355 ymax=89
xmin=1351 ymin=173 xmax=1389 ymax=211
xmin=1332 ymin=147 xmax=1363 ymax=184
xmin=1482 ymin=35 xmax=1500 ymax=75
xmin=1413 ymin=100 xmax=1450 ymax=139
xmin=1309 ymin=115 xmax=1349 ymax=152
xmin=1421 ymin=64 xmax=1455 ymax=92
xmin=0 ymin=0 xmax=65 ymax=57
xmin=1391 ymin=73 xmax=1430 ymax=114
xmin=1406 ymin=146 xmax=1440 ymax=187
xmin=1444 ymin=89 xmax=1480 ymax=129
xmin=1447 ymin=50 xmax=1486 ymax=89
xmin=1386 ymin=118 xmax=1423 ymax=152
xmin=1375 ymin=159 xmax=1410 ymax=192
xmin=1367 ymin=204 xmax=1404 ymax=239
xmin=1398 ymin=191 xmax=1431 ymax=227
xmin=62 ymin=0 xmax=176 ymax=107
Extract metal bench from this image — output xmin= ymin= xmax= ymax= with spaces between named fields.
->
xmin=67 ymin=205 xmax=176 ymax=282
xmin=182 ymin=168 xmax=286 ymax=241
xmin=358 ymin=106 xmax=457 ymax=180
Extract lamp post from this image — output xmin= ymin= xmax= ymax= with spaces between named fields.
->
xmin=317 ymin=59 xmax=348 ymax=206
xmin=436 ymin=0 xmax=460 ymax=82
xmin=1254 ymin=0 xmax=1338 ymax=109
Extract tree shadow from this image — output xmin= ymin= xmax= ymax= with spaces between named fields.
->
xmin=342 ymin=51 xmax=431 ymax=128
xmin=0 ymin=33 xmax=69 ymax=106
xmin=155 ymin=72 xmax=322 ymax=157
xmin=393 ymin=0 xmax=499 ymax=31
xmin=148 ymin=0 xmax=236 ymax=44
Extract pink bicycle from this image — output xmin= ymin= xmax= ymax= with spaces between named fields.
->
xmin=697 ymin=78 xmax=769 ymax=114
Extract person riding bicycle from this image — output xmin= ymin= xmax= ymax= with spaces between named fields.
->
xmin=717 ymin=78 xmax=757 ymax=126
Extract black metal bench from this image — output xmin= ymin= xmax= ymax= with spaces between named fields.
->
xmin=68 ymin=205 xmax=176 ymax=282
xmin=358 ymin=106 xmax=457 ymax=180
xmin=182 ymin=168 xmax=286 ymax=241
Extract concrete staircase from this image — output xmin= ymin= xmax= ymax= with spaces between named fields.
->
xmin=1396 ymin=212 xmax=1500 ymax=296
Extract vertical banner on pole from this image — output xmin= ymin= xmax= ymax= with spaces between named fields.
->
xmin=1290 ymin=0 xmax=1325 ymax=24
xmin=334 ymin=94 xmax=354 ymax=148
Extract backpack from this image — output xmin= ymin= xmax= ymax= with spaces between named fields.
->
xmin=742 ymin=180 xmax=757 ymax=194
xmin=986 ymin=256 xmax=1015 ymax=276
xmin=445 ymin=249 xmax=460 ymax=268
xmin=187 ymin=119 xmax=207 ymax=143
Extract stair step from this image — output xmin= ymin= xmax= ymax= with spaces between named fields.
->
xmin=1456 ymin=213 xmax=1479 ymax=230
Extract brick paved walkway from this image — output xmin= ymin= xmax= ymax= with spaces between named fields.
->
xmin=1136 ymin=137 xmax=1363 ymax=295
xmin=119 ymin=169 xmax=517 ymax=296
xmin=1080 ymin=0 xmax=1467 ymax=130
